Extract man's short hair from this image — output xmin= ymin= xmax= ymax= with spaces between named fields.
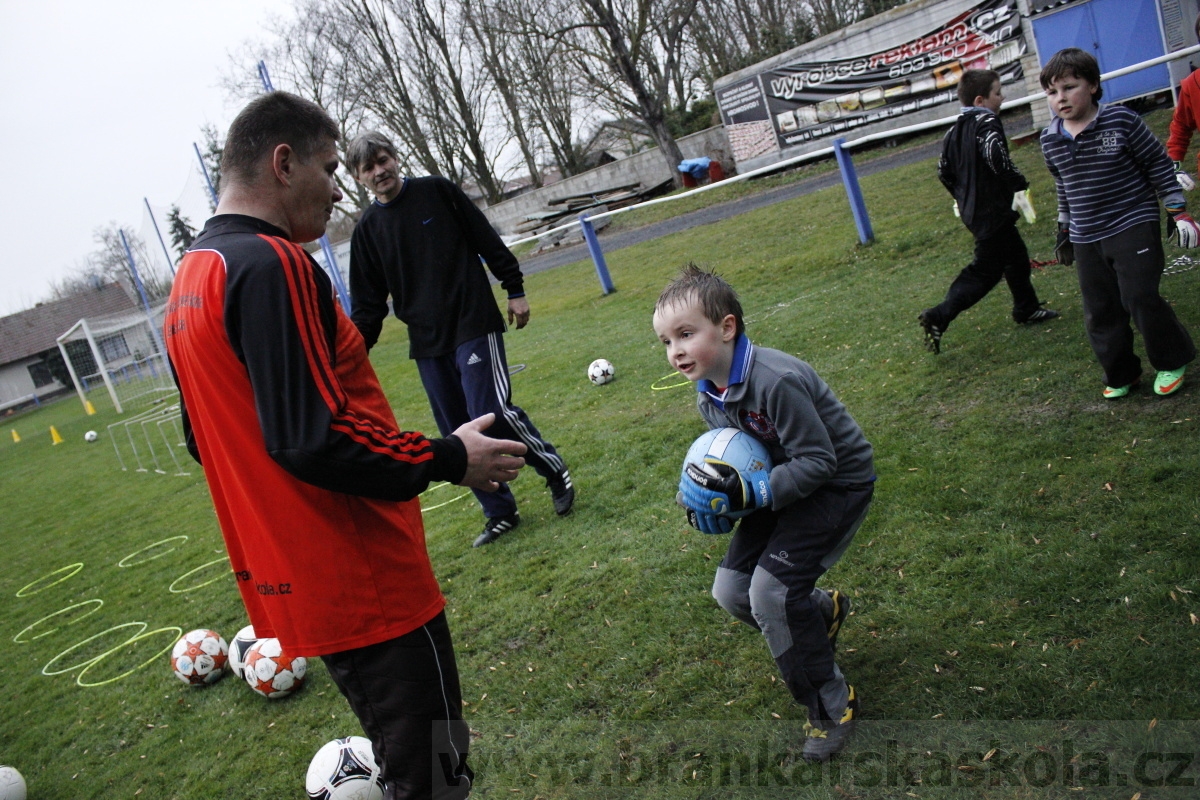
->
xmin=221 ymin=91 xmax=340 ymax=185
xmin=958 ymin=69 xmax=1001 ymax=107
xmin=1039 ymin=48 xmax=1104 ymax=102
xmin=655 ymin=263 xmax=745 ymax=337
xmin=346 ymin=132 xmax=399 ymax=177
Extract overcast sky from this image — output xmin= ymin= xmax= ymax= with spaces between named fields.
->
xmin=0 ymin=0 xmax=297 ymax=315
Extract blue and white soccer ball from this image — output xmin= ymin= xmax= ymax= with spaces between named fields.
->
xmin=682 ymin=427 xmax=772 ymax=521
xmin=306 ymin=736 xmax=384 ymax=800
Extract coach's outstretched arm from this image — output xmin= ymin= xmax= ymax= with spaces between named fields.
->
xmin=452 ymin=413 xmax=527 ymax=491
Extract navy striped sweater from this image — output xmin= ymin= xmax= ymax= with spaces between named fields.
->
xmin=1040 ymin=104 xmax=1184 ymax=244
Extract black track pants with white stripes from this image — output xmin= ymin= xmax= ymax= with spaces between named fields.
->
xmin=417 ymin=331 xmax=566 ymax=519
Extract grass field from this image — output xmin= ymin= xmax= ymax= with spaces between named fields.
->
xmin=2 ymin=108 xmax=1199 ymax=799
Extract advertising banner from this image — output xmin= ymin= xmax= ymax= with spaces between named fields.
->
xmin=718 ymin=0 xmax=1026 ymax=164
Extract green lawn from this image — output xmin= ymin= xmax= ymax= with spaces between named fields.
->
xmin=2 ymin=108 xmax=1198 ymax=799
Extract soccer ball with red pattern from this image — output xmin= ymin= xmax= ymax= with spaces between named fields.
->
xmin=305 ymin=736 xmax=384 ymax=800
xmin=171 ymin=629 xmax=229 ymax=686
xmin=243 ymin=637 xmax=307 ymax=698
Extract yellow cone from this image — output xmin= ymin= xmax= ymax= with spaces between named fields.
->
xmin=85 ymin=400 xmax=96 ymax=416
xmin=10 ymin=429 xmax=19 ymax=443
xmin=50 ymin=426 xmax=64 ymax=445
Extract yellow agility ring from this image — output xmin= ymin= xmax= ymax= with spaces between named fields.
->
xmin=651 ymin=372 xmax=690 ymax=391
xmin=76 ymin=626 xmax=182 ymax=688
xmin=42 ymin=622 xmax=147 ymax=676
xmin=167 ymin=557 xmax=231 ymax=594
xmin=13 ymin=599 xmax=104 ymax=643
xmin=118 ymin=535 xmax=189 ymax=568
xmin=16 ymin=563 xmax=84 ymax=597
xmin=420 ymin=481 xmax=472 ymax=512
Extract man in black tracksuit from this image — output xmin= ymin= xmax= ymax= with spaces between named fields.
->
xmin=347 ymin=131 xmax=573 ymax=547
xmin=919 ymin=69 xmax=1059 ymax=354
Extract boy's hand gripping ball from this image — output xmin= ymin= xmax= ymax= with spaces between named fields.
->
xmin=676 ymin=428 xmax=772 ymax=534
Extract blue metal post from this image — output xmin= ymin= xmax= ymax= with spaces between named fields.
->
xmin=193 ymin=142 xmax=219 ymax=209
xmin=145 ymin=197 xmax=177 ymax=276
xmin=120 ymin=229 xmax=168 ymax=357
xmin=579 ymin=214 xmax=615 ymax=295
xmin=833 ymin=137 xmax=874 ymax=245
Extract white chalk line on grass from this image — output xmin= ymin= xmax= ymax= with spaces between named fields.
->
xmin=117 ymin=535 xmax=189 ymax=568
xmin=16 ymin=563 xmax=84 ymax=597
xmin=13 ymin=599 xmax=104 ymax=643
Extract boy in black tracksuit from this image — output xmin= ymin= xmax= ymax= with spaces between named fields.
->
xmin=919 ymin=69 xmax=1059 ymax=354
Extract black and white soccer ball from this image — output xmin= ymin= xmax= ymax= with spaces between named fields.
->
xmin=587 ymin=358 xmax=615 ymax=386
xmin=0 ymin=766 xmax=26 ymax=800
xmin=306 ymin=736 xmax=384 ymax=800
xmin=84 ymin=430 xmax=98 ymax=443
xmin=227 ymin=624 xmax=261 ymax=681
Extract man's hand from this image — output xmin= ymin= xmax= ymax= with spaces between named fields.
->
xmin=1055 ymin=223 xmax=1074 ymax=267
xmin=678 ymin=459 xmax=772 ymax=516
xmin=452 ymin=413 xmax=526 ymax=491
xmin=1175 ymin=161 xmax=1196 ymax=192
xmin=507 ymin=297 xmax=531 ymax=329
xmin=1170 ymin=211 xmax=1200 ymax=248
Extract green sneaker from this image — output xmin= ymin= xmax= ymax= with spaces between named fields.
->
xmin=1154 ymin=366 xmax=1186 ymax=396
xmin=1102 ymin=383 xmax=1134 ymax=400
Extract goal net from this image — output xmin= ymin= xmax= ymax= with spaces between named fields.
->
xmin=57 ymin=303 xmax=174 ymax=415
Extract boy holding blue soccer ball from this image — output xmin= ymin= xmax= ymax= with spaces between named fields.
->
xmin=653 ymin=264 xmax=875 ymax=761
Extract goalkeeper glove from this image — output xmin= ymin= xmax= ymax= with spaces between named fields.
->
xmin=677 ymin=497 xmax=734 ymax=535
xmin=1012 ymin=189 xmax=1036 ymax=224
xmin=679 ymin=459 xmax=773 ymax=516
xmin=1054 ymin=223 xmax=1074 ymax=267
xmin=1175 ymin=161 xmax=1196 ymax=192
xmin=1169 ymin=209 xmax=1200 ymax=248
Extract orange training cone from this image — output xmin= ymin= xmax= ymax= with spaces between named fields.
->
xmin=10 ymin=429 xmax=19 ymax=443
xmin=50 ymin=426 xmax=64 ymax=445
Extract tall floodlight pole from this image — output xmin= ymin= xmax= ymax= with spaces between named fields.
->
xmin=257 ymin=60 xmax=353 ymax=312
xmin=144 ymin=197 xmax=177 ymax=276
xmin=120 ymin=229 xmax=168 ymax=359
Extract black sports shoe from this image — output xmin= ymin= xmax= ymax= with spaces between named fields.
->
xmin=1017 ymin=308 xmax=1060 ymax=325
xmin=918 ymin=310 xmax=943 ymax=354
xmin=473 ymin=513 xmax=520 ymax=547
xmin=802 ymin=685 xmax=860 ymax=763
xmin=547 ymin=470 xmax=575 ymax=516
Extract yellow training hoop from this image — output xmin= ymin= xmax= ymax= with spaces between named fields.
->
xmin=16 ymin=563 xmax=84 ymax=597
xmin=14 ymin=599 xmax=104 ymax=643
xmin=167 ymin=557 xmax=231 ymax=594
xmin=42 ymin=622 xmax=147 ymax=676
xmin=76 ymin=626 xmax=182 ymax=687
xmin=118 ymin=535 xmax=189 ymax=568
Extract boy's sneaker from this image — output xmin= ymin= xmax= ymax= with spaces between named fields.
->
xmin=1154 ymin=366 xmax=1186 ymax=396
xmin=826 ymin=589 xmax=851 ymax=653
xmin=1017 ymin=308 xmax=1060 ymax=324
xmin=918 ymin=311 xmax=943 ymax=354
xmin=474 ymin=513 xmax=520 ymax=547
xmin=547 ymin=470 xmax=575 ymax=516
xmin=1103 ymin=379 xmax=1139 ymax=400
xmin=802 ymin=686 xmax=860 ymax=762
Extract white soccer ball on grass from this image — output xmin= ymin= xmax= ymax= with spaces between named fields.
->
xmin=243 ymin=637 xmax=306 ymax=698
xmin=0 ymin=766 xmax=26 ymax=800
xmin=228 ymin=624 xmax=262 ymax=681
xmin=84 ymin=430 xmax=98 ymax=443
xmin=587 ymin=358 xmax=615 ymax=386
xmin=171 ymin=628 xmax=229 ymax=685
xmin=306 ymin=736 xmax=384 ymax=800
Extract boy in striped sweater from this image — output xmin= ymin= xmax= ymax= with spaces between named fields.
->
xmin=1040 ymin=48 xmax=1197 ymax=398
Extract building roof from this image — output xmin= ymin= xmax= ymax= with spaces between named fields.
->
xmin=0 ymin=283 xmax=137 ymax=365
